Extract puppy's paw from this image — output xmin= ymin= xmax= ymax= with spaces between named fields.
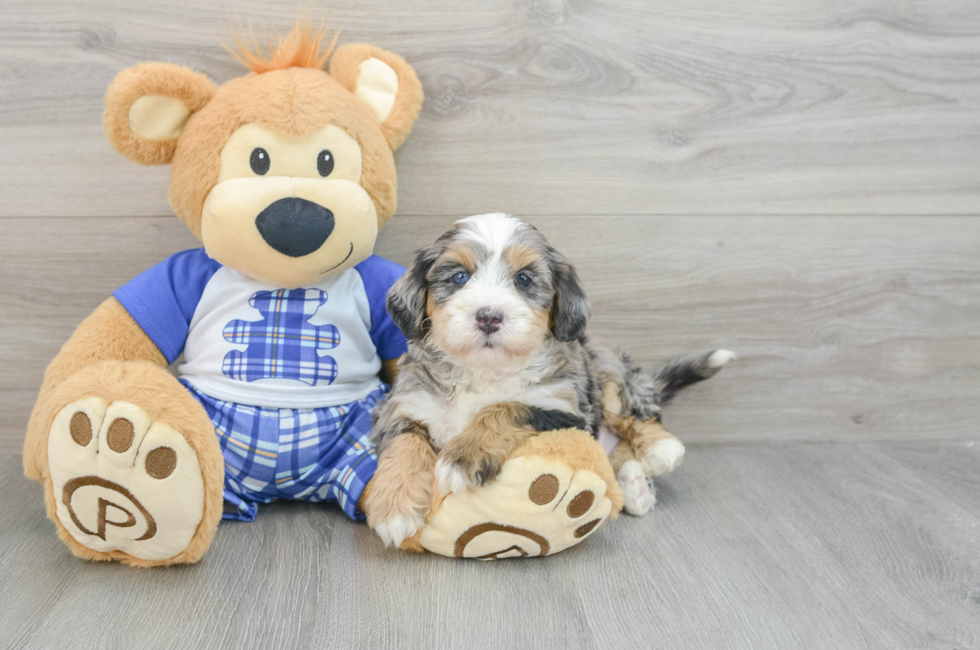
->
xmin=436 ymin=439 xmax=504 ymax=495
xmin=435 ymin=458 xmax=469 ymax=495
xmin=362 ymin=456 xmax=434 ymax=550
xmin=373 ymin=513 xmax=425 ymax=549
xmin=640 ymin=438 xmax=685 ymax=476
xmin=436 ymin=458 xmax=500 ymax=494
xmin=619 ymin=460 xmax=656 ymax=516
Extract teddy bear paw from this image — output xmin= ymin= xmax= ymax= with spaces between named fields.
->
xmin=420 ymin=444 xmax=616 ymax=559
xmin=47 ymin=398 xmax=206 ymax=562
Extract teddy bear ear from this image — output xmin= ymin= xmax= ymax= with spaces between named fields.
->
xmin=103 ymin=62 xmax=217 ymax=166
xmin=329 ymin=44 xmax=424 ymax=151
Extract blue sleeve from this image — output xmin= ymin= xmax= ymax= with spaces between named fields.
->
xmin=113 ymin=248 xmax=222 ymax=364
xmin=354 ymin=255 xmax=408 ymax=360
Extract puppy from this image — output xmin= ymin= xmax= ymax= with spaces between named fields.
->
xmin=364 ymin=213 xmax=733 ymax=548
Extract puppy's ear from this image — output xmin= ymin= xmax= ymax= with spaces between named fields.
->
xmin=104 ymin=62 xmax=216 ymax=165
xmin=329 ymin=44 xmax=424 ymax=151
xmin=387 ymin=244 xmax=439 ymax=341
xmin=549 ymin=249 xmax=592 ymax=342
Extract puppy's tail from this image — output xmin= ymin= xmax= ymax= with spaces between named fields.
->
xmin=653 ymin=349 xmax=735 ymax=405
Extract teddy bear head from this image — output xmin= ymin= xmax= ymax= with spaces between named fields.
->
xmin=103 ymin=23 xmax=423 ymax=287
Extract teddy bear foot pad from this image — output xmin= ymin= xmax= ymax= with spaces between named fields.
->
xmin=418 ymin=430 xmax=623 ymax=559
xmin=48 ymin=398 xmax=206 ymax=562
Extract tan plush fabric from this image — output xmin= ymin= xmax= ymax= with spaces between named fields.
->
xmin=48 ymin=398 xmax=208 ymax=562
xmin=24 ymin=299 xmax=224 ymax=567
xmin=103 ymin=36 xmax=423 ymax=237
xmin=329 ymin=44 xmax=424 ymax=151
xmin=419 ymin=430 xmax=623 ymax=559
xmin=103 ymin=62 xmax=216 ymax=166
xmin=215 ymin=123 xmax=363 ymax=183
xmin=352 ymin=58 xmax=399 ymax=124
xmin=128 ymin=95 xmax=193 ymax=140
xmin=36 ymin=361 xmax=224 ymax=567
xmin=33 ymin=23 xmax=425 ymax=566
xmin=24 ymin=298 xmax=168 ymax=481
xmin=200 ymin=175 xmax=379 ymax=287
xmin=166 ymin=66 xmax=403 ymax=237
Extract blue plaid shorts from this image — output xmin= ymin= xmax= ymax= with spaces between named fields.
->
xmin=182 ymin=381 xmax=384 ymax=522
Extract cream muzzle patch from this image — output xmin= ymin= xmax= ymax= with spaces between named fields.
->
xmin=200 ymin=123 xmax=378 ymax=287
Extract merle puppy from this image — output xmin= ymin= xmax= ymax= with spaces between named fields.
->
xmin=363 ymin=213 xmax=733 ymax=548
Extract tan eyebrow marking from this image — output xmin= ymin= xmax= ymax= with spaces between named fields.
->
xmin=506 ymin=244 xmax=542 ymax=273
xmin=441 ymin=243 xmax=477 ymax=272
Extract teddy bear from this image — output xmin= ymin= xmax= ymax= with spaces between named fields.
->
xmin=21 ymin=22 xmax=621 ymax=566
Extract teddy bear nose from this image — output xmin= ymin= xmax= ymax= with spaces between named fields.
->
xmin=255 ymin=197 xmax=335 ymax=257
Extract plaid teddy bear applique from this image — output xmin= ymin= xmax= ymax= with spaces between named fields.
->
xmin=222 ymin=288 xmax=340 ymax=386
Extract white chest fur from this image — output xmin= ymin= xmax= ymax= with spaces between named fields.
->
xmin=395 ymin=367 xmax=578 ymax=450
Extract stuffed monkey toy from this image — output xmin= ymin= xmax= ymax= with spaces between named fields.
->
xmin=22 ymin=23 xmax=621 ymax=566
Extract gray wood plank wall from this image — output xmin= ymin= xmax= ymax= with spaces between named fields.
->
xmin=1 ymin=0 xmax=978 ymax=455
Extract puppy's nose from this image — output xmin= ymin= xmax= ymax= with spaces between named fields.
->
xmin=255 ymin=197 xmax=335 ymax=257
xmin=475 ymin=307 xmax=504 ymax=334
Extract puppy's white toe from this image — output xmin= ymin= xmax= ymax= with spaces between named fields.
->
xmin=619 ymin=460 xmax=655 ymax=516
xmin=434 ymin=459 xmax=473 ymax=495
xmin=641 ymin=438 xmax=685 ymax=476
xmin=374 ymin=514 xmax=424 ymax=548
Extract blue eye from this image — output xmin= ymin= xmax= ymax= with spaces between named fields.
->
xmin=515 ymin=272 xmax=532 ymax=287
xmin=452 ymin=271 xmax=470 ymax=285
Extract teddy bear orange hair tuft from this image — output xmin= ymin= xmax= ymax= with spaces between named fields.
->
xmin=225 ymin=20 xmax=339 ymax=74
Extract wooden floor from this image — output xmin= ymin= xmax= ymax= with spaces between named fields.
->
xmin=1 ymin=0 xmax=979 ymax=647
xmin=2 ymin=443 xmax=979 ymax=649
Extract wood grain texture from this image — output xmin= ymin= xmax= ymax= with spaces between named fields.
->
xmin=1 ymin=442 xmax=978 ymax=649
xmin=2 ymin=2 xmax=976 ymax=645
xmin=1 ymin=0 xmax=979 ymax=218
xmin=1 ymin=215 xmax=977 ymax=452
xmin=0 ymin=391 xmax=39 ymax=456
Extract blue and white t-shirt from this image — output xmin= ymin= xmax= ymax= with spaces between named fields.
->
xmin=114 ymin=249 xmax=407 ymax=409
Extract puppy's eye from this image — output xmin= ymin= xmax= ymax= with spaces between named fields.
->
xmin=515 ymin=272 xmax=532 ymax=287
xmin=452 ymin=271 xmax=470 ymax=285
xmin=317 ymin=150 xmax=334 ymax=177
xmin=250 ymin=148 xmax=270 ymax=175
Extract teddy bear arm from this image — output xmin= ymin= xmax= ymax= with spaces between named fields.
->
xmin=23 ymin=297 xmax=168 ymax=480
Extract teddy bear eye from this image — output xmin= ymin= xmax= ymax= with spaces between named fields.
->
xmin=317 ymin=150 xmax=334 ymax=177
xmin=250 ymin=148 xmax=270 ymax=175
